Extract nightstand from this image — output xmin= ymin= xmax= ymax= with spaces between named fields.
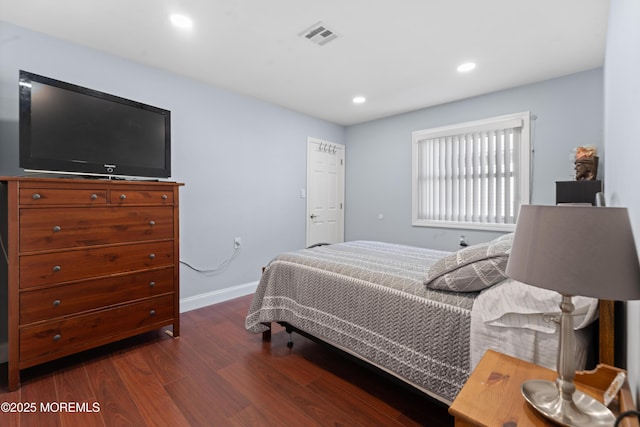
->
xmin=449 ymin=350 xmax=638 ymax=427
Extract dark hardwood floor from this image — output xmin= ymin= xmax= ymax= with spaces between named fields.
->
xmin=0 ymin=294 xmax=454 ymax=426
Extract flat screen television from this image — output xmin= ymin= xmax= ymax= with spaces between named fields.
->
xmin=19 ymin=70 xmax=171 ymax=179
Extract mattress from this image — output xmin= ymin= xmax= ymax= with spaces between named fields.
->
xmin=246 ymin=241 xmax=476 ymax=403
xmin=245 ymin=240 xmax=599 ymax=404
xmin=470 ymin=278 xmax=599 ymax=370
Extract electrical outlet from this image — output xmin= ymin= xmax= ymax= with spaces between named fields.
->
xmin=234 ymin=237 xmax=242 ymax=249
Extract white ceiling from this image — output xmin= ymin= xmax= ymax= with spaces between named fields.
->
xmin=0 ymin=0 xmax=609 ymax=126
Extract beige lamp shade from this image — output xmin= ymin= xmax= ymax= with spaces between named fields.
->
xmin=506 ymin=205 xmax=640 ymax=300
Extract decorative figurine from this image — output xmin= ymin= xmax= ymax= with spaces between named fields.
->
xmin=574 ymin=146 xmax=598 ymax=181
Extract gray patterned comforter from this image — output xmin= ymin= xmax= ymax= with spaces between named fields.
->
xmin=245 ymin=241 xmax=479 ymax=403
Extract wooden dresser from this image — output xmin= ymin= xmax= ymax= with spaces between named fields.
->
xmin=0 ymin=176 xmax=183 ymax=391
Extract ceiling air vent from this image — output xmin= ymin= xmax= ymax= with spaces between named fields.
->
xmin=299 ymin=22 xmax=339 ymax=46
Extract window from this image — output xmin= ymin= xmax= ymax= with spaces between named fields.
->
xmin=412 ymin=112 xmax=530 ymax=231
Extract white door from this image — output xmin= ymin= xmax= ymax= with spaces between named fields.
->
xmin=306 ymin=138 xmax=345 ymax=247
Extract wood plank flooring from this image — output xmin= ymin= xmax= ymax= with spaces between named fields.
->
xmin=0 ymin=294 xmax=454 ymax=426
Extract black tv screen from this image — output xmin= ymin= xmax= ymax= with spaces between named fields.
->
xmin=19 ymin=70 xmax=171 ymax=178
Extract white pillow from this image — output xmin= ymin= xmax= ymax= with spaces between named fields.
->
xmin=475 ymin=279 xmax=599 ymax=333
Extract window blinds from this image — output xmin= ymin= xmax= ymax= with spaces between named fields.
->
xmin=415 ymin=118 xmax=523 ymax=226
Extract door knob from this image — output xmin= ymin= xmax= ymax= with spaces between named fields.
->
xmin=310 ymin=213 xmax=318 ymax=219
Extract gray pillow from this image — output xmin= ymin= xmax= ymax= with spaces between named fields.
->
xmin=425 ymin=233 xmax=513 ymax=292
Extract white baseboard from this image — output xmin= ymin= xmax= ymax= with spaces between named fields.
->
xmin=0 ymin=284 xmax=258 ymax=364
xmin=179 ymin=281 xmax=259 ymax=313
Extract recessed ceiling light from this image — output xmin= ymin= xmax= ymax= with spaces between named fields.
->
xmin=170 ymin=14 xmax=193 ymax=30
xmin=457 ymin=62 xmax=476 ymax=73
xmin=353 ymin=96 xmax=366 ymax=104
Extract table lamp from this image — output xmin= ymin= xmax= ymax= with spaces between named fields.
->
xmin=506 ymin=205 xmax=640 ymax=426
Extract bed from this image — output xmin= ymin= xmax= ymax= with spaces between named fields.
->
xmin=245 ymin=236 xmax=599 ymax=404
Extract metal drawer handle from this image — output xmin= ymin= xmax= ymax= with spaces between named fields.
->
xmin=53 ymin=265 xmax=61 ymax=272
xmin=149 ymin=281 xmax=156 ymax=288
xmin=53 ymin=334 xmax=61 ymax=341
xmin=161 ymin=194 xmax=168 ymax=200
xmin=53 ymin=299 xmax=61 ymax=307
xmin=53 ymin=225 xmax=61 ymax=232
xmin=149 ymin=309 xmax=156 ymax=316
xmin=120 ymin=194 xmax=126 ymax=200
xmin=149 ymin=253 xmax=156 ymax=260
xmin=149 ymin=220 xmax=156 ymax=226
xmin=90 ymin=194 xmax=98 ymax=200
xmin=32 ymin=193 xmax=41 ymax=200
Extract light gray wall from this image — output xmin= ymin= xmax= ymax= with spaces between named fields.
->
xmin=344 ymin=68 xmax=604 ymax=251
xmin=0 ymin=20 xmax=344 ymax=313
xmin=1 ymin=17 xmax=625 ymax=392
xmin=604 ymin=0 xmax=640 ymax=404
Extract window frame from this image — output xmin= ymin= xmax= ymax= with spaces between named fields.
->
xmin=411 ymin=112 xmax=531 ymax=231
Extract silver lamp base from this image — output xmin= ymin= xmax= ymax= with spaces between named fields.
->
xmin=522 ymin=379 xmax=616 ymax=427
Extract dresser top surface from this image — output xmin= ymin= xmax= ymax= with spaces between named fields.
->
xmin=0 ymin=175 xmax=183 ymax=186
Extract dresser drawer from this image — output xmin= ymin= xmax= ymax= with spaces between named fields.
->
xmin=20 ymin=188 xmax=107 ymax=206
xmin=19 ymin=241 xmax=174 ymax=288
xmin=20 ymin=207 xmax=174 ymax=252
xmin=109 ymin=189 xmax=174 ymax=205
xmin=20 ymin=267 xmax=175 ymax=324
xmin=19 ymin=294 xmax=174 ymax=363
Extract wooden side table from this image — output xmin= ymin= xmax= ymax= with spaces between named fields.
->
xmin=449 ymin=350 xmax=638 ymax=427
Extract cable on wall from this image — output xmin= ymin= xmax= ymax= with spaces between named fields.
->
xmin=180 ymin=246 xmax=241 ymax=275
xmin=614 ymin=411 xmax=639 ymax=427
xmin=529 ymin=113 xmax=538 ymax=202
